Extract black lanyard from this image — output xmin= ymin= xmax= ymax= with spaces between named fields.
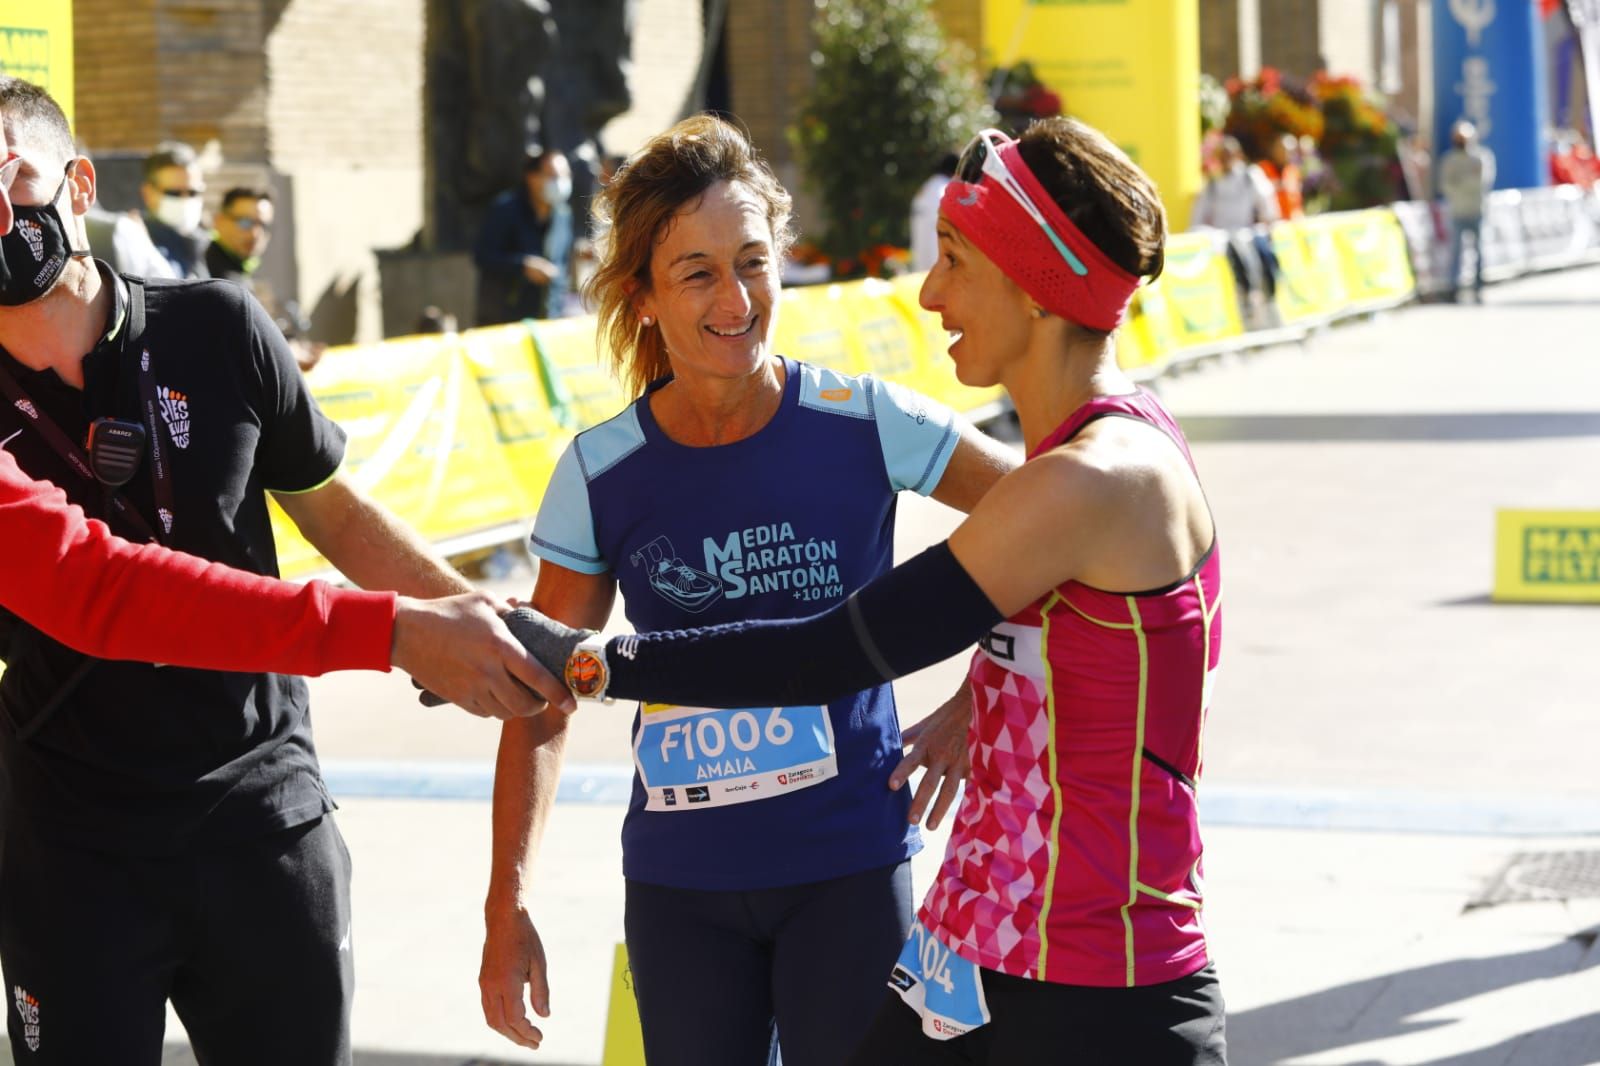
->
xmin=0 ymin=276 xmax=167 ymax=544
xmin=129 ymin=281 xmax=179 ymax=539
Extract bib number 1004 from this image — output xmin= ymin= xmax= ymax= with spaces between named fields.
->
xmin=658 ymin=707 xmax=793 ymax=762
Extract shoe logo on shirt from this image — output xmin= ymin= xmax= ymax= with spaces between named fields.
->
xmin=12 ymin=398 xmax=37 ymax=421
xmin=631 ymin=535 xmax=724 ymax=613
xmin=12 ymin=985 xmax=40 ymax=1052
xmin=16 ymin=219 xmax=44 ymax=263
xmin=156 ymin=385 xmax=191 ymax=449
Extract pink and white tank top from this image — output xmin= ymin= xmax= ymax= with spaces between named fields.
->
xmin=920 ymin=388 xmax=1221 ymax=988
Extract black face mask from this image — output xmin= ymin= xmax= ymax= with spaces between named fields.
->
xmin=0 ymin=164 xmax=87 ymax=307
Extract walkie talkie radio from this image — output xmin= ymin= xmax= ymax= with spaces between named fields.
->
xmin=85 ymin=418 xmax=147 ymax=487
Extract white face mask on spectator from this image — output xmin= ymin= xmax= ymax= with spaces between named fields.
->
xmin=156 ymin=193 xmax=205 ymax=235
xmin=544 ymin=174 xmax=572 ymax=206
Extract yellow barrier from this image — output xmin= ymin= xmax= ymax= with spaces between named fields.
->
xmin=458 ymin=323 xmax=573 ymax=506
xmin=772 ymin=284 xmax=861 ymax=374
xmin=1493 ymin=510 xmax=1600 ymax=603
xmin=1270 ymin=221 xmax=1341 ymax=324
xmin=1326 ymin=210 xmax=1416 ymax=310
xmin=1143 ymin=233 xmax=1244 ymax=351
xmin=774 ymin=277 xmax=1005 ymax=418
xmin=885 ymin=274 xmax=1007 ymax=416
xmin=527 ymin=316 xmax=631 ymax=432
xmin=270 ymin=335 xmax=535 ymax=578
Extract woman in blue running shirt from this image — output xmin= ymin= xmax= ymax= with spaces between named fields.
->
xmin=478 ymin=115 xmax=1016 ymax=1066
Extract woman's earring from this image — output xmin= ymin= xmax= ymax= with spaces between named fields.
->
xmin=641 ymin=316 xmax=653 ymax=327
xmin=1031 ymin=307 xmax=1048 ymax=319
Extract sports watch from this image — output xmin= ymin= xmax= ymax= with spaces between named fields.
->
xmin=564 ymin=636 xmax=611 ymax=700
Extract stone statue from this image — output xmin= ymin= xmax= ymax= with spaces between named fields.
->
xmin=424 ymin=0 xmax=635 ymax=251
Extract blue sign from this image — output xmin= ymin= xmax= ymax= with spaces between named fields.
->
xmin=1433 ymin=0 xmax=1550 ymax=190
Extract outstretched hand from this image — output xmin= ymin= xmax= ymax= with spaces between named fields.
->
xmin=393 ymin=594 xmax=576 ymax=717
xmin=889 ymin=683 xmax=973 ymax=831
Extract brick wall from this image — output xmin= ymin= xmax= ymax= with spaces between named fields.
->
xmin=75 ymin=1 xmax=267 ymax=160
xmin=72 ymin=0 xmax=160 ymax=151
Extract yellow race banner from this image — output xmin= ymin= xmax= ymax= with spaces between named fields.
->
xmin=0 ymin=0 xmax=73 ymax=127
xmin=457 ymin=323 xmax=573 ymax=506
xmin=886 ymin=273 xmax=1007 ymax=417
xmin=982 ymin=0 xmax=1200 ymax=230
xmin=1493 ymin=510 xmax=1600 ymax=603
xmin=1270 ymin=221 xmax=1340 ymax=325
xmin=1145 ymin=233 xmax=1243 ymax=352
xmin=526 ymin=316 xmax=630 ymax=432
xmin=270 ymin=336 xmax=534 ymax=579
xmin=1326 ymin=209 xmax=1415 ymax=311
xmin=772 ymin=284 xmax=860 ymax=374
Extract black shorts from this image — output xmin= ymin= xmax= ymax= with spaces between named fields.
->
xmin=0 ymin=814 xmax=353 ymax=1066
xmin=624 ymin=860 xmax=914 ymax=1066
xmin=848 ymin=963 xmax=1227 ymax=1066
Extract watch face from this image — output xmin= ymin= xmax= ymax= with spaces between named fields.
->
xmin=565 ymin=649 xmax=608 ymax=698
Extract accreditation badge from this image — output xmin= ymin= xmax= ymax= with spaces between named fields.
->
xmin=887 ymin=920 xmax=991 ymax=1041
xmin=632 ymin=703 xmax=838 ymax=811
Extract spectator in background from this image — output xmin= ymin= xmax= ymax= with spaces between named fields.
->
xmin=83 ymin=202 xmax=177 ymax=280
xmin=1437 ymin=119 xmax=1496 ymax=303
xmin=1193 ymin=135 xmax=1281 ymax=323
xmin=206 ymin=186 xmax=273 ymax=284
xmin=909 ymin=151 xmax=959 ymax=273
xmin=1257 ymin=133 xmax=1305 ymax=220
xmin=474 ymin=147 xmax=574 ymax=325
xmin=139 ymin=140 xmax=209 ymax=278
xmin=204 ymin=186 xmax=323 ymax=372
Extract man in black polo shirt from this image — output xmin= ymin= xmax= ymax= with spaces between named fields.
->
xmin=0 ymin=77 xmax=526 ymax=1065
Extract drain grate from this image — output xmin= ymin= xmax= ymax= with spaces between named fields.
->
xmin=1467 ymin=849 xmax=1600 ymax=910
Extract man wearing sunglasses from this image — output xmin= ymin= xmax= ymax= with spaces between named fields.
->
xmin=139 ymin=140 xmax=210 ymax=279
xmin=206 ymin=186 xmax=274 ymax=285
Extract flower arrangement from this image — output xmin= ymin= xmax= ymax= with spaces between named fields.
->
xmin=788 ymin=241 xmax=911 ymax=280
xmin=1222 ymin=67 xmax=1323 ymax=157
xmin=1214 ymin=67 xmax=1405 ymax=211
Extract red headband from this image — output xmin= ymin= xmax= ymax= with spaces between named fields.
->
xmin=939 ymin=138 xmax=1140 ymax=331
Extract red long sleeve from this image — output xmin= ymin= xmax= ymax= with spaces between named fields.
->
xmin=0 ymin=451 xmax=395 ymax=675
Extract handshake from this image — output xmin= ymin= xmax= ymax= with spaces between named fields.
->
xmin=409 ymin=601 xmax=601 ymax=710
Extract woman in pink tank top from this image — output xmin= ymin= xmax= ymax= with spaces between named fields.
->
xmin=474 ymin=116 xmax=1229 ymax=1065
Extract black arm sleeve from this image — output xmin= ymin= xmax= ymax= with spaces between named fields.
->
xmin=605 ymin=542 xmax=1004 ymax=707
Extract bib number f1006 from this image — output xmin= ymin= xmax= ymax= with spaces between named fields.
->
xmin=633 ymin=704 xmax=837 ymax=811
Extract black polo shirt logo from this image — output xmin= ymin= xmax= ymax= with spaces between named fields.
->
xmin=156 ymin=384 xmax=191 ymax=448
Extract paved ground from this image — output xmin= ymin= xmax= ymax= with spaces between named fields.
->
xmin=10 ymin=265 xmax=1600 ymax=1064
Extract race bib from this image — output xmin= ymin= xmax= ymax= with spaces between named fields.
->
xmin=633 ymin=703 xmax=837 ymax=811
xmin=887 ymin=920 xmax=991 ymax=1041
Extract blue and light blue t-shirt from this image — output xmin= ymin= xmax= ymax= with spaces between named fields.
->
xmin=530 ymin=357 xmax=962 ymax=890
